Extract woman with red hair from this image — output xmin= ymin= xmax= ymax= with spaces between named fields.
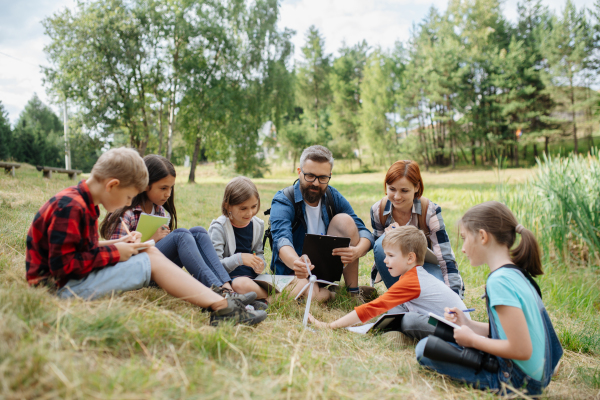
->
xmin=370 ymin=160 xmax=464 ymax=297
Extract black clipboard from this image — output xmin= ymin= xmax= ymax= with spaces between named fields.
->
xmin=372 ymin=312 xmax=406 ymax=332
xmin=301 ymin=233 xmax=351 ymax=282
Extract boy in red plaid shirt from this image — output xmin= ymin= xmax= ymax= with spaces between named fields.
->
xmin=26 ymin=147 xmax=266 ymax=326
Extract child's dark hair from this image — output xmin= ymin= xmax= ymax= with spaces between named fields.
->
xmin=459 ymin=201 xmax=543 ymax=277
xmin=100 ymin=155 xmax=178 ymax=239
xmin=221 ymin=177 xmax=260 ymax=216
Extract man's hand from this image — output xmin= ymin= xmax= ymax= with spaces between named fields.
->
xmin=241 ymin=253 xmax=265 ymax=273
xmin=114 ymin=242 xmax=147 ymax=262
xmin=332 ymin=245 xmax=361 ymax=265
xmin=150 ymin=225 xmax=170 ymax=243
xmin=292 ymin=255 xmax=314 ymax=279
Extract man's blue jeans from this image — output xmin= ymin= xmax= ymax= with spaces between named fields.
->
xmin=156 ymin=227 xmax=231 ymax=288
xmin=373 ymin=234 xmax=444 ymax=288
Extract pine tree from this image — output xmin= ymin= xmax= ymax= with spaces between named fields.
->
xmin=329 ymin=41 xmax=369 ymax=163
xmin=297 ymin=26 xmax=332 ymax=140
xmin=0 ymin=101 xmax=12 ymax=161
xmin=542 ymin=0 xmax=591 ymax=153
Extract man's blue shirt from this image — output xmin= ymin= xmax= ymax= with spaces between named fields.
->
xmin=269 ymin=181 xmax=374 ymax=275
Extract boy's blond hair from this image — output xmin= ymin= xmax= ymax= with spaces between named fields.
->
xmin=90 ymin=148 xmax=148 ymax=192
xmin=382 ymin=225 xmax=427 ymax=265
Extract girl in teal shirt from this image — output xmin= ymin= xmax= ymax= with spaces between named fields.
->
xmin=416 ymin=201 xmax=562 ymax=396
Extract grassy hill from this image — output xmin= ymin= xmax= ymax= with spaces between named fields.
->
xmin=0 ymin=163 xmax=598 ymax=399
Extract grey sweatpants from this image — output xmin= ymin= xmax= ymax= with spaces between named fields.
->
xmin=400 ymin=312 xmax=436 ymax=340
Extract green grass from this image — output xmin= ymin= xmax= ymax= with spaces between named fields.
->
xmin=0 ymin=162 xmax=599 ymax=399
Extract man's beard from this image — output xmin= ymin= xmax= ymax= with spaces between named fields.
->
xmin=300 ymin=181 xmax=326 ymax=204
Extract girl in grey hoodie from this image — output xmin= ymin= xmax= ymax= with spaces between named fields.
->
xmin=209 ymin=177 xmax=268 ymax=310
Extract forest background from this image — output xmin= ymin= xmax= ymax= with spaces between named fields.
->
xmin=1 ymin=0 xmax=600 ymax=177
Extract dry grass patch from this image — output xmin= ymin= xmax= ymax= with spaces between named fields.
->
xmin=0 ymin=164 xmax=598 ymax=399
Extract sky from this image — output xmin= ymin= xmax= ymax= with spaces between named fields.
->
xmin=0 ymin=0 xmax=594 ymax=124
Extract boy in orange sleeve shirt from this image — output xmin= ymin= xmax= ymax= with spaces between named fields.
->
xmin=309 ymin=225 xmax=468 ymax=340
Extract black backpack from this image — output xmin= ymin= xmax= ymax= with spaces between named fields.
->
xmin=263 ymin=180 xmax=337 ymax=251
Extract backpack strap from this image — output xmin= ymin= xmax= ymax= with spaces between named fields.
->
xmin=324 ymin=186 xmax=337 ymax=223
xmin=417 ymin=197 xmax=430 ymax=237
xmin=283 ymin=184 xmax=306 ymax=233
xmin=378 ymin=197 xmax=388 ymax=229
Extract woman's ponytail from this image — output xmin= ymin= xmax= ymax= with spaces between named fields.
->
xmin=460 ymin=201 xmax=544 ymax=277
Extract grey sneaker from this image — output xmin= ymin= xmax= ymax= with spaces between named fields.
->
xmin=211 ymin=285 xmax=257 ymax=305
xmin=210 ymin=298 xmax=268 ymax=326
xmin=350 ymin=286 xmax=379 ymax=303
xmin=250 ymin=299 xmax=268 ymax=311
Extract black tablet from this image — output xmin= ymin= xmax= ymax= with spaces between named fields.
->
xmin=301 ymin=233 xmax=351 ymax=282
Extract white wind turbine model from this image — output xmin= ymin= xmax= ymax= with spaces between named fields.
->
xmin=294 ymin=256 xmax=338 ymax=328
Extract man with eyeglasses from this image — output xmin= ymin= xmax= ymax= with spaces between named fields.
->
xmin=268 ymin=145 xmax=376 ymax=302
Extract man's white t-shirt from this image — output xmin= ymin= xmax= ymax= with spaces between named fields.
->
xmin=305 ymin=199 xmax=327 ymax=235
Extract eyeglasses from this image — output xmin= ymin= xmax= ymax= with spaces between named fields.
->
xmin=301 ymin=169 xmax=331 ymax=184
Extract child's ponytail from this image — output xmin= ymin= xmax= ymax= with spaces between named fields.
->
xmin=460 ymin=201 xmax=543 ymax=277
xmin=511 ymin=224 xmax=543 ymax=277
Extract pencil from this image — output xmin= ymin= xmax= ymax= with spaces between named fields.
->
xmin=120 ymin=217 xmax=131 ymax=236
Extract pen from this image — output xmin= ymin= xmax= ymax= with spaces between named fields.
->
xmin=448 ymin=308 xmax=476 ymax=314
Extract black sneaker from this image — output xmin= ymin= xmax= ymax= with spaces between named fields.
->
xmin=210 ymin=298 xmax=268 ymax=326
xmin=250 ymin=299 xmax=268 ymax=311
xmin=211 ymin=285 xmax=257 ymax=305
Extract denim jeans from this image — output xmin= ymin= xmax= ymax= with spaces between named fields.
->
xmin=156 ymin=227 xmax=231 ymax=288
xmin=415 ymin=337 xmax=543 ymax=396
xmin=373 ymin=235 xmax=444 ymax=288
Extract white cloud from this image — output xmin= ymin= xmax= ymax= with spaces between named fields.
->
xmin=0 ymin=0 xmax=76 ymax=124
xmin=280 ymin=0 xmax=595 ymax=61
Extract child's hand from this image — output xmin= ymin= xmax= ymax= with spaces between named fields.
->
xmin=384 ymin=222 xmax=400 ymax=234
xmin=308 ymin=314 xmax=330 ymax=329
xmin=151 ymin=225 xmax=170 ymax=243
xmin=453 ymin=324 xmax=477 ymax=347
xmin=445 ymin=307 xmax=468 ymax=326
xmin=114 ymin=242 xmax=147 ymax=262
xmin=252 ymin=258 xmax=265 ymax=274
xmin=120 ymin=232 xmax=142 ymax=244
xmin=241 ymin=253 xmax=263 ymax=272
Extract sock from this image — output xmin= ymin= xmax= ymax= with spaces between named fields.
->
xmin=348 ymin=287 xmax=359 ymax=294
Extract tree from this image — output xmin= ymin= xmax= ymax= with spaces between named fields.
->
xmin=297 ymin=26 xmax=332 ymax=140
xmin=277 ymin=114 xmax=314 ymax=172
xmin=359 ymin=49 xmax=396 ymax=165
xmin=329 ymin=41 xmax=369 ymax=162
xmin=0 ymin=101 xmax=12 ymax=160
xmin=12 ymin=95 xmax=63 ymax=167
xmin=542 ymin=0 xmax=591 ymax=153
xmin=43 ymin=0 xmax=161 ymax=154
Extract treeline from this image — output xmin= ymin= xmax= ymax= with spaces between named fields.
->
xmin=38 ymin=0 xmax=600 ymax=176
xmin=0 ymin=97 xmax=104 ymax=172
xmin=281 ymin=0 xmax=600 ymax=170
